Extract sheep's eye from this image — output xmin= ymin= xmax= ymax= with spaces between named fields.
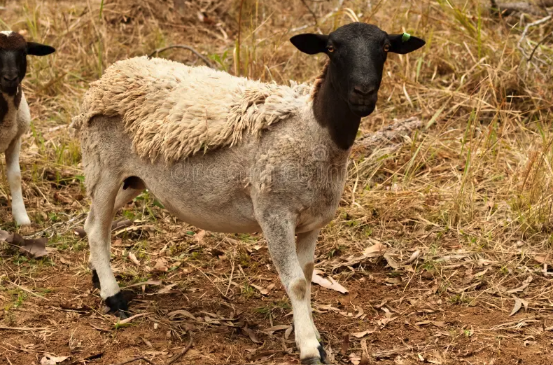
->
xmin=384 ymin=44 xmax=390 ymax=52
xmin=327 ymin=45 xmax=335 ymax=53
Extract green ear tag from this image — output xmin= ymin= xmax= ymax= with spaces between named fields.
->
xmin=402 ymin=32 xmax=411 ymax=42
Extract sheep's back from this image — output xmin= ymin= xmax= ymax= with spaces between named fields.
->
xmin=72 ymin=56 xmax=310 ymax=164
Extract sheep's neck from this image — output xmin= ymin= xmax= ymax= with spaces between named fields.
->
xmin=312 ymin=75 xmax=360 ymax=150
xmin=0 ymin=88 xmax=21 ymax=123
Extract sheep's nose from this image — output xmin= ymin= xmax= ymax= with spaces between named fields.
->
xmin=353 ymin=85 xmax=376 ymax=96
xmin=2 ymin=75 xmax=17 ymax=82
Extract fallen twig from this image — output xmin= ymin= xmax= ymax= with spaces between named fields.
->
xmin=9 ymin=280 xmax=50 ymax=301
xmin=527 ymin=30 xmax=553 ymax=62
xmin=0 ymin=326 xmax=51 ymax=331
xmin=148 ymin=45 xmax=213 ymax=68
xmin=166 ymin=336 xmax=193 ymax=365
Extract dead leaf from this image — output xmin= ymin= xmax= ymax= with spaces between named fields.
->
xmin=404 ymin=249 xmax=421 ymax=264
xmin=40 ymin=354 xmax=69 ymax=365
xmin=312 ymin=270 xmax=348 ymax=294
xmin=251 ymin=283 xmax=269 ymax=296
xmin=154 ymin=258 xmax=168 ymax=272
xmin=128 ymin=252 xmax=140 ymax=266
xmin=349 ymin=352 xmax=361 ymax=365
xmin=242 ymin=326 xmax=261 ymax=344
xmin=533 ymin=254 xmax=551 ymax=265
xmin=415 ymin=321 xmax=445 ymax=328
xmin=122 ymin=279 xmax=162 ymax=289
xmin=19 ymin=237 xmax=49 ymax=258
xmin=0 ymin=229 xmax=11 ymax=241
xmin=383 ymin=252 xmax=400 ymax=269
xmin=111 ymin=219 xmax=133 ymax=230
xmin=54 ymin=192 xmax=72 ymax=204
xmin=510 ymin=297 xmax=529 ymax=316
xmin=285 ymin=325 xmax=293 ymax=340
xmin=385 ymin=277 xmax=401 ymax=285
xmin=157 ymin=284 xmax=177 ymax=294
xmin=263 ymin=324 xmax=291 ymax=335
xmin=506 ymin=276 xmax=533 ymax=294
xmin=195 ymin=230 xmax=206 ymax=244
xmin=115 ymin=312 xmax=150 ymax=325
xmin=341 ymin=332 xmax=350 ymax=354
xmin=168 ymin=309 xmax=196 ymax=321
xmin=352 ymin=329 xmax=375 ymax=338
xmin=363 ymin=242 xmax=386 ymax=257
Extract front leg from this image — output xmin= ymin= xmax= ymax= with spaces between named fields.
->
xmin=256 ymin=208 xmax=326 ymax=364
xmin=5 ymin=137 xmax=30 ymax=226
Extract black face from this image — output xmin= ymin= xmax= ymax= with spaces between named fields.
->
xmin=0 ymin=32 xmax=55 ymax=96
xmin=0 ymin=49 xmax=26 ymax=95
xmin=290 ymin=23 xmax=425 ymax=117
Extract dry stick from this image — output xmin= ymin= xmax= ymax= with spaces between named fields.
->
xmin=235 ymin=0 xmax=245 ymax=76
xmin=114 ymin=357 xmax=155 ymax=365
xmin=517 ymin=14 xmax=552 ymax=52
xmin=9 ymin=280 xmax=50 ymax=301
xmin=300 ymin=0 xmax=319 ymax=28
xmin=0 ymin=326 xmax=50 ymax=331
xmin=148 ymin=45 xmax=213 ymax=68
xmin=166 ymin=336 xmax=193 ymax=365
xmin=527 ymin=31 xmax=553 ymax=62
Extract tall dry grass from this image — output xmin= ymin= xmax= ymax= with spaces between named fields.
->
xmin=0 ymin=0 xmax=552 ymax=260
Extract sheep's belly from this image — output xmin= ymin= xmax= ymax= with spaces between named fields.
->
xmin=161 ymin=197 xmax=262 ymax=233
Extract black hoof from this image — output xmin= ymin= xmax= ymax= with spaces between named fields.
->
xmin=92 ymin=270 xmax=101 ymax=289
xmin=105 ymin=291 xmax=129 ymax=318
xmin=318 ymin=343 xmax=328 ymax=364
xmin=301 ymin=358 xmax=324 ymax=365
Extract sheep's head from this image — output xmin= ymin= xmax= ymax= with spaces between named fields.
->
xmin=0 ymin=31 xmax=55 ymax=96
xmin=291 ymin=23 xmax=425 ymax=117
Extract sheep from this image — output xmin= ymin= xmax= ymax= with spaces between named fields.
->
xmin=0 ymin=31 xmax=55 ymax=226
xmin=71 ymin=22 xmax=425 ymax=364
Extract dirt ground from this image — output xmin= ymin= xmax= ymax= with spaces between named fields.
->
xmin=1 ymin=0 xmax=553 ymax=364
xmin=2 ymin=225 xmax=553 ymax=365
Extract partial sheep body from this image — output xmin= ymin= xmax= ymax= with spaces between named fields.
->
xmin=0 ymin=31 xmax=55 ymax=226
xmin=0 ymin=90 xmax=31 ymax=225
xmin=75 ymin=23 xmax=425 ymax=365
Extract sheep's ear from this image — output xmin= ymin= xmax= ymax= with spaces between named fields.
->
xmin=290 ymin=34 xmax=329 ymax=55
xmin=387 ymin=33 xmax=425 ymax=54
xmin=26 ymin=42 xmax=56 ymax=56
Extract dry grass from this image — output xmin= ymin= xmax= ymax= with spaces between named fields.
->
xmin=1 ymin=0 xmax=553 ymax=364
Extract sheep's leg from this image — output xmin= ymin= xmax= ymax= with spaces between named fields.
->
xmin=258 ymin=211 xmax=326 ymax=364
xmin=5 ymin=137 xmax=31 ymax=226
xmin=297 ymin=230 xmax=321 ymax=342
xmin=85 ymin=178 xmax=128 ymax=317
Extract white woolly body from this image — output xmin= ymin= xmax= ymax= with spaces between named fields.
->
xmin=72 ymin=56 xmax=310 ymax=163
xmin=0 ymin=31 xmax=14 ymax=36
xmin=75 ymin=57 xmax=350 ymax=361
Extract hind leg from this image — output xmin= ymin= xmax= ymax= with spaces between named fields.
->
xmin=85 ymin=176 xmax=128 ymax=317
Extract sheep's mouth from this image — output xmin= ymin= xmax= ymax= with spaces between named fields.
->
xmin=0 ymin=84 xmax=18 ymax=96
xmin=349 ymin=102 xmax=376 ymax=117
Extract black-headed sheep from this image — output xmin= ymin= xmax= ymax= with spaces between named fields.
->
xmin=71 ymin=22 xmax=425 ymax=364
xmin=0 ymin=31 xmax=55 ymax=225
